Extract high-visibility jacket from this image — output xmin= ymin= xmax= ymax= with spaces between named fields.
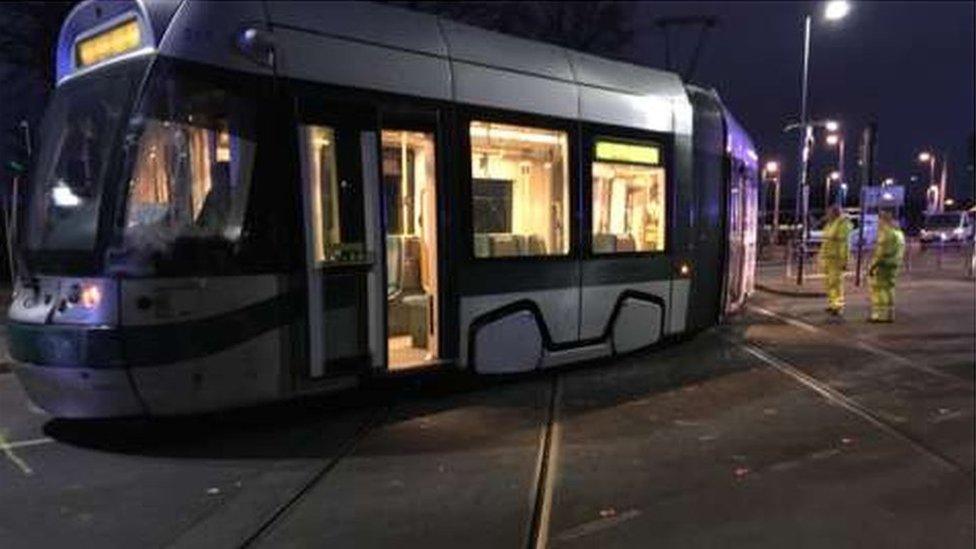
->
xmin=871 ymin=224 xmax=905 ymax=270
xmin=818 ymin=216 xmax=853 ymax=265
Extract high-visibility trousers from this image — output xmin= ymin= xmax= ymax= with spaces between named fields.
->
xmin=869 ymin=267 xmax=897 ymax=321
xmin=824 ymin=263 xmax=846 ymax=311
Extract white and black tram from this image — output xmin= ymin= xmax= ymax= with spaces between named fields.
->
xmin=8 ymin=0 xmax=758 ymax=418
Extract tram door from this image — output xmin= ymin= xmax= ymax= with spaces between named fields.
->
xmin=724 ymin=161 xmax=747 ymax=312
xmin=298 ymin=108 xmax=384 ymax=378
xmin=380 ymin=129 xmax=439 ymax=370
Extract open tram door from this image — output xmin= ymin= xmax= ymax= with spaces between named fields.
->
xmin=297 ymin=101 xmax=386 ymax=378
xmin=296 ymin=100 xmax=443 ymax=378
xmin=379 ymin=114 xmax=441 ymax=371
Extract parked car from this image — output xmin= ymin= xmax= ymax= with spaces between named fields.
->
xmin=919 ymin=211 xmax=974 ymax=246
xmin=808 ymin=213 xmax=876 ymax=252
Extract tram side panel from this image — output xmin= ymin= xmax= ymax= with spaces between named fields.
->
xmin=686 ymin=87 xmax=728 ymax=331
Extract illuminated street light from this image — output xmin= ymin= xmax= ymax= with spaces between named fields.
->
xmin=830 ymin=171 xmax=841 ymax=180
xmin=883 ymin=177 xmax=895 ymax=186
xmin=792 ymin=2 xmax=850 ymax=286
xmin=918 ymin=151 xmax=939 ymax=212
xmin=824 ymin=120 xmax=840 ymax=132
xmin=824 ymin=0 xmax=851 ymax=21
xmin=825 ymin=134 xmax=840 ymax=146
xmin=762 ymin=160 xmax=783 ymax=241
xmin=945 ymin=198 xmax=955 ymax=207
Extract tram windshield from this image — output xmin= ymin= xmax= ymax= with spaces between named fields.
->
xmin=25 ymin=57 xmax=258 ymax=274
xmin=121 ymin=60 xmax=256 ymax=262
xmin=27 ymin=60 xmax=144 ymax=252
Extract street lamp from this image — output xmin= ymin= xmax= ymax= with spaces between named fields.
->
xmin=791 ymin=2 xmax=850 ymax=286
xmin=918 ymin=151 xmax=938 ymax=212
xmin=763 ymin=160 xmax=782 ymax=241
xmin=826 ymin=170 xmax=841 ymax=208
xmin=825 ymin=0 xmax=852 ymax=20
xmin=825 ymin=132 xmax=845 ymax=206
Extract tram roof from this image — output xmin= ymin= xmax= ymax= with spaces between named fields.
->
xmin=59 ymin=0 xmax=693 ymax=135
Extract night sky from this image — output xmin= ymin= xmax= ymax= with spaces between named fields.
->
xmin=629 ymin=1 xmax=975 ymax=205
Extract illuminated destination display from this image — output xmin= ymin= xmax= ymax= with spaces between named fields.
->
xmin=594 ymin=140 xmax=661 ymax=165
xmin=75 ymin=18 xmax=141 ymax=68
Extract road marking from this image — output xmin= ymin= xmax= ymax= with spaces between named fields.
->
xmin=749 ymin=304 xmax=973 ymax=388
xmin=0 ymin=433 xmax=49 ymax=475
xmin=555 ymin=508 xmax=642 ymax=542
xmin=528 ymin=375 xmax=562 ymax=549
xmin=738 ymin=342 xmax=969 ymax=476
xmin=1 ymin=437 xmax=53 ymax=450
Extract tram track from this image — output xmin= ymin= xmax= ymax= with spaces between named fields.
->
xmin=526 ymin=373 xmax=562 ymax=549
xmin=748 ymin=304 xmax=975 ymax=390
xmin=238 ymin=402 xmax=393 ymax=548
xmin=737 ymin=340 xmax=972 ymax=478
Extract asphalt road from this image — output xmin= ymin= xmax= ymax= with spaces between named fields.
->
xmin=0 ymin=274 xmax=972 ymax=548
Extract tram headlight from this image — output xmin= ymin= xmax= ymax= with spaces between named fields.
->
xmin=80 ymin=285 xmax=102 ymax=309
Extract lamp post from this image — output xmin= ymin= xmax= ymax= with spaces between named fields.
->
xmin=763 ymin=161 xmax=782 ymax=243
xmin=791 ymin=0 xmax=851 ymax=286
xmin=825 ymin=170 xmax=841 ymax=207
xmin=918 ymin=151 xmax=938 ymax=212
xmin=826 ymin=132 xmax=845 ymax=205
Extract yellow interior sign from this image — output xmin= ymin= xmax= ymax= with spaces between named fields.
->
xmin=595 ymin=140 xmax=660 ymax=165
xmin=76 ymin=18 xmax=141 ymax=68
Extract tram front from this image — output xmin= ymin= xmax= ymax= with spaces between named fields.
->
xmin=9 ymin=1 xmax=294 ymax=418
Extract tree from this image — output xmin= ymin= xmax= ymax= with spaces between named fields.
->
xmin=0 ymin=2 xmax=75 ymax=82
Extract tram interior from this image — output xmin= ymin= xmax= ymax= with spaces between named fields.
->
xmin=469 ymin=121 xmax=569 ymax=258
xmin=382 ymin=130 xmax=439 ymax=369
xmin=591 ymin=160 xmax=666 ymax=253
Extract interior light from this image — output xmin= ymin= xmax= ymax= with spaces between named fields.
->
xmin=80 ymin=285 xmax=102 ymax=309
xmin=75 ymin=18 xmax=141 ymax=68
xmin=469 ymin=124 xmax=562 ymax=145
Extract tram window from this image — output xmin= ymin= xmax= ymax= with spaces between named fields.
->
xmin=124 ymin=72 xmax=256 ymax=251
xmin=300 ymin=125 xmax=366 ymax=263
xmin=591 ymin=138 xmax=666 ymax=254
xmin=469 ymin=121 xmax=569 ymax=258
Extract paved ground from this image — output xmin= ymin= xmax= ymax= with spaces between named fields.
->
xmin=0 ymin=265 xmax=972 ymax=548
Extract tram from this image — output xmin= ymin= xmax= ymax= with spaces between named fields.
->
xmin=8 ymin=0 xmax=758 ymax=418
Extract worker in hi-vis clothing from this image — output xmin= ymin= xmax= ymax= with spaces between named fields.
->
xmin=817 ymin=205 xmax=853 ymax=315
xmin=868 ymin=211 xmax=906 ymax=323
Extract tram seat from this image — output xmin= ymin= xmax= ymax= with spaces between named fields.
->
xmin=526 ymin=235 xmax=546 ymax=255
xmin=474 ymin=234 xmax=491 ymax=258
xmin=386 ymin=236 xmax=402 ymax=295
xmin=593 ymin=233 xmax=617 ymax=253
xmin=197 ymin=162 xmax=231 ymax=231
xmin=387 ymin=234 xmax=428 ymax=346
xmin=616 ymin=234 xmax=636 ymax=252
xmin=490 ymin=234 xmax=520 ymax=256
